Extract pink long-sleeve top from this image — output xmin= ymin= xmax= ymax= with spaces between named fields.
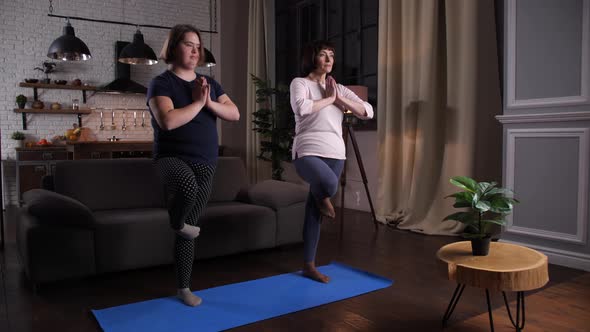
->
xmin=289 ymin=77 xmax=374 ymax=160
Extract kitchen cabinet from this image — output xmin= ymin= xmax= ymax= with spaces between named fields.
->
xmin=67 ymin=141 xmax=153 ymax=160
xmin=16 ymin=147 xmax=70 ymax=203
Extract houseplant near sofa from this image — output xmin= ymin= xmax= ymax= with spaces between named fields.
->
xmin=250 ymin=74 xmax=294 ymax=181
xmin=443 ymin=176 xmax=519 ymax=256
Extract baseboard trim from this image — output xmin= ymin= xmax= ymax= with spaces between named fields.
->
xmin=500 ymin=239 xmax=590 ymax=272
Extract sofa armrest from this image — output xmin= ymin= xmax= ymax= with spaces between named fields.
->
xmin=244 ymin=180 xmax=308 ymax=210
xmin=22 ymin=189 xmax=95 ymax=228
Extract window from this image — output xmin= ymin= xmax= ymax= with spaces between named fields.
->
xmin=276 ymin=0 xmax=379 ymax=130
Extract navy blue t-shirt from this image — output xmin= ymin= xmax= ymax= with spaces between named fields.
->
xmin=146 ymin=70 xmax=225 ymax=166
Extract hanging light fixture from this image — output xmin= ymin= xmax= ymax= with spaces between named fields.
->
xmin=202 ymin=48 xmax=216 ymax=67
xmin=118 ymin=28 xmax=158 ymax=65
xmin=47 ymin=18 xmax=92 ymax=61
xmin=45 ymin=0 xmax=218 ymax=66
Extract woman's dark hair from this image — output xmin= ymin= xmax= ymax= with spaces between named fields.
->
xmin=300 ymin=40 xmax=336 ymax=76
xmin=159 ymin=24 xmax=205 ymax=65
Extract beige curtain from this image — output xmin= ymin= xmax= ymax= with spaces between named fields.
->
xmin=376 ymin=0 xmax=502 ymax=235
xmin=246 ymin=0 xmax=272 ymax=183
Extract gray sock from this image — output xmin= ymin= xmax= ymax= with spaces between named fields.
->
xmin=176 ymin=223 xmax=200 ymax=240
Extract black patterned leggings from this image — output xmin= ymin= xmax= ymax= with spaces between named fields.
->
xmin=155 ymin=157 xmax=216 ymax=289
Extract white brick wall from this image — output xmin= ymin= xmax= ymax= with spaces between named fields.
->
xmin=1 ymin=0 xmax=220 ymax=205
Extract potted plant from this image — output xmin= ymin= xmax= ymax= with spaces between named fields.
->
xmin=11 ymin=131 xmax=26 ymax=148
xmin=250 ymin=74 xmax=294 ymax=180
xmin=34 ymin=61 xmax=57 ymax=84
xmin=443 ymin=176 xmax=519 ymax=256
xmin=16 ymin=94 xmax=27 ymax=109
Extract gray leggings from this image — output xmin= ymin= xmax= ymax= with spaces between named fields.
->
xmin=293 ymin=155 xmax=345 ymax=262
xmin=156 ymin=157 xmax=216 ymax=289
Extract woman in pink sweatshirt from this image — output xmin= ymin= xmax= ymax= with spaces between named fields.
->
xmin=290 ymin=40 xmax=374 ymax=283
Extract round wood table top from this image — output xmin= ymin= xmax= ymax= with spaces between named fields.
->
xmin=437 ymin=241 xmax=549 ymax=291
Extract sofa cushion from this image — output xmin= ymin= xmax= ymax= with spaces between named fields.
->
xmin=53 ymin=159 xmax=166 ymax=211
xmin=23 ymin=189 xmax=95 ymax=228
xmin=195 ymin=202 xmax=276 ymax=259
xmin=209 ymin=157 xmax=248 ymax=202
xmin=93 ymin=208 xmax=174 ymax=273
xmin=275 ymin=201 xmax=306 ymax=246
xmin=247 ymin=180 xmax=309 ymax=209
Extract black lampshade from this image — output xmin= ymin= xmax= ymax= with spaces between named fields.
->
xmin=118 ymin=30 xmax=158 ymax=65
xmin=202 ymin=48 xmax=216 ymax=67
xmin=47 ymin=22 xmax=92 ymax=61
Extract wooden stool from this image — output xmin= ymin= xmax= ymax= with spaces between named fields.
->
xmin=437 ymin=241 xmax=549 ymax=331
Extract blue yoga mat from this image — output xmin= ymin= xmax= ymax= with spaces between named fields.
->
xmin=92 ymin=262 xmax=392 ymax=332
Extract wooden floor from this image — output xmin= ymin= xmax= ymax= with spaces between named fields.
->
xmin=0 ymin=207 xmax=588 ymax=332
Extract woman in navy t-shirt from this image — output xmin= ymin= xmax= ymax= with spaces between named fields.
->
xmin=147 ymin=24 xmax=239 ymax=307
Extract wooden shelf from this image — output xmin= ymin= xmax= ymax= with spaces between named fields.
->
xmin=19 ymin=82 xmax=98 ymax=104
xmin=16 ymin=82 xmax=98 ymax=130
xmin=13 ymin=108 xmax=92 ymax=130
xmin=14 ymin=108 xmax=92 ymax=114
xmin=19 ymin=82 xmax=98 ymax=91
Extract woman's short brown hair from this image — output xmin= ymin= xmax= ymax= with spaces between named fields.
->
xmin=300 ymin=40 xmax=336 ymax=76
xmin=159 ymin=24 xmax=205 ymax=66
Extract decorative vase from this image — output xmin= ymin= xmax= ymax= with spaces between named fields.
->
xmin=470 ymin=237 xmax=491 ymax=256
xmin=32 ymin=101 xmax=44 ymax=109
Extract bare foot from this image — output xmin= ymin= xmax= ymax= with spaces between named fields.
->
xmin=317 ymin=197 xmax=335 ymax=219
xmin=302 ymin=262 xmax=330 ymax=283
xmin=177 ymin=288 xmax=202 ymax=307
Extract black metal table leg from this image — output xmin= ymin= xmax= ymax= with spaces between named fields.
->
xmin=503 ymin=291 xmax=525 ymax=331
xmin=442 ymin=283 xmax=466 ymax=327
xmin=486 ymin=289 xmax=495 ymax=332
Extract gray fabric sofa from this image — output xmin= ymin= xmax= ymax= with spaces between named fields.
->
xmin=17 ymin=157 xmax=308 ymax=286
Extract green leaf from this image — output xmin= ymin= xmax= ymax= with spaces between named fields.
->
xmin=446 ymin=191 xmax=474 ymax=208
xmin=488 ymin=196 xmax=513 ymax=213
xmin=450 ymin=176 xmax=478 ymax=193
xmin=453 ymin=202 xmax=472 ymax=208
xmin=477 ymin=181 xmax=497 ymax=195
xmin=475 ymin=200 xmax=491 ymax=212
xmin=506 ymin=197 xmax=520 ymax=204
xmin=443 ymin=212 xmax=476 ymax=224
xmin=486 ymin=187 xmax=513 ymax=196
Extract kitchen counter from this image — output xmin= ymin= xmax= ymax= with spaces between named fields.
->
xmin=16 ymin=146 xmax=68 ymax=151
xmin=66 ymin=140 xmax=153 ymax=145
xmin=67 ymin=141 xmax=153 ymax=160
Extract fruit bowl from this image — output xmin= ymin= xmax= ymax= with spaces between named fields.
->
xmin=54 ymin=80 xmax=67 ymax=85
xmin=25 ymin=78 xmax=39 ymax=83
xmin=36 ymin=139 xmax=52 ymax=147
